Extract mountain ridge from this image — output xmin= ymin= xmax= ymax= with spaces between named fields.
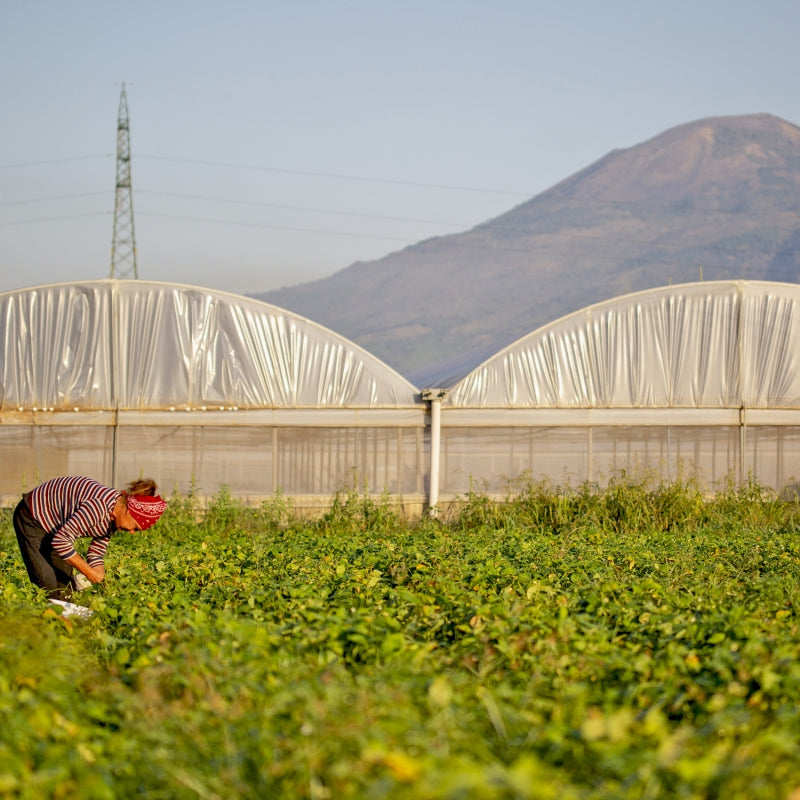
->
xmin=254 ymin=113 xmax=800 ymax=379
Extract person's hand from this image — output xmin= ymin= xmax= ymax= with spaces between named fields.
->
xmin=65 ymin=554 xmax=105 ymax=585
xmin=85 ymin=565 xmax=105 ymax=584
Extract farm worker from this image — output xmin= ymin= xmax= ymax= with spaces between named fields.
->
xmin=12 ymin=476 xmax=167 ymax=599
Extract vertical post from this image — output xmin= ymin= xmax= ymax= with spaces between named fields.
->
xmin=422 ymin=389 xmax=448 ymax=515
xmin=272 ymin=427 xmax=278 ymax=493
xmin=111 ymin=409 xmax=119 ymax=489
xmin=736 ymin=283 xmax=745 ymax=485
xmin=430 ymin=397 xmax=441 ymax=511
xmin=740 ymin=406 xmax=747 ymax=483
xmin=109 ymin=283 xmax=119 ymax=488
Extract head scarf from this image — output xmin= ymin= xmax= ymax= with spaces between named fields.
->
xmin=127 ymin=494 xmax=167 ymax=530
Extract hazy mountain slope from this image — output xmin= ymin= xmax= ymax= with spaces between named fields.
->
xmin=255 ymin=113 xmax=800 ymax=379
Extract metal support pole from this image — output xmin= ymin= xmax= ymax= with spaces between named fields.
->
xmin=422 ymin=389 xmax=448 ymax=514
xmin=740 ymin=406 xmax=747 ymax=483
xmin=110 ymin=283 xmax=119 ymax=488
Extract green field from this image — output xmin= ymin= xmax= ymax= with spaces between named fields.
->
xmin=2 ymin=479 xmax=800 ymax=799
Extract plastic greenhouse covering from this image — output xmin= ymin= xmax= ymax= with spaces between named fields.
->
xmin=1 ymin=278 xmax=800 ymax=510
xmin=0 ymin=280 xmax=424 ymax=508
xmin=436 ymin=281 xmax=800 ymax=499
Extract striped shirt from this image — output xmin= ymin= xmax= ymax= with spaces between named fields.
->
xmin=26 ymin=477 xmax=121 ymax=566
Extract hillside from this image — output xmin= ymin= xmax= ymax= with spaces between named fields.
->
xmin=255 ymin=113 xmax=800 ymax=381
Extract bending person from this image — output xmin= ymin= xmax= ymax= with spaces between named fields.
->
xmin=13 ymin=476 xmax=167 ymax=599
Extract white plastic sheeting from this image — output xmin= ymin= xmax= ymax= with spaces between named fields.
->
xmin=0 ymin=280 xmax=425 ymax=506
xmin=446 ymin=281 xmax=800 ymax=409
xmin=3 ymin=279 xmax=800 ymax=507
xmin=0 ymin=280 xmax=418 ymax=410
xmin=433 ymin=281 xmax=800 ymax=498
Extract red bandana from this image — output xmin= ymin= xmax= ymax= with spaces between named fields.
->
xmin=127 ymin=494 xmax=167 ymax=530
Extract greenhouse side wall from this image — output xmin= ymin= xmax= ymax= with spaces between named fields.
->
xmin=3 ymin=412 xmax=800 ymax=512
xmin=435 ymin=411 xmax=800 ymax=499
xmin=0 ymin=280 xmax=428 ymax=512
xmin=0 ymin=410 xmax=429 ymax=513
xmin=0 ymin=421 xmax=115 ymax=499
xmin=5 ymin=280 xmax=800 ymax=511
xmin=114 ymin=415 xmax=427 ymax=511
xmin=434 ymin=283 xmax=800 ymax=501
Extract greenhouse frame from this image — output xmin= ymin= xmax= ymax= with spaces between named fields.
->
xmin=0 ymin=280 xmax=423 ymax=511
xmin=1 ymin=279 xmax=799 ymax=512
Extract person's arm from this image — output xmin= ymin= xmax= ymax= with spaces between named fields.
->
xmin=51 ymin=496 xmax=117 ymax=581
xmin=64 ymin=552 xmax=105 ymax=584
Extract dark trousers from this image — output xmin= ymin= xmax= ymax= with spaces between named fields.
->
xmin=13 ymin=498 xmax=74 ymax=599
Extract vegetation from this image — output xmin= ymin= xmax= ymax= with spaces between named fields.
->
xmin=2 ymin=478 xmax=800 ymax=798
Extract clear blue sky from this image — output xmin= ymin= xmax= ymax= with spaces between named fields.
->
xmin=2 ymin=0 xmax=798 ymax=296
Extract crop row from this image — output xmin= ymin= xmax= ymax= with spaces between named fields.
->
xmin=2 ymin=479 xmax=800 ymax=798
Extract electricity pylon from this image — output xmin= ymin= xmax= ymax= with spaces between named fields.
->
xmin=110 ymin=83 xmax=138 ymax=279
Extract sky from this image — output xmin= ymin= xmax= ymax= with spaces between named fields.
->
xmin=2 ymin=0 xmax=799 ymax=298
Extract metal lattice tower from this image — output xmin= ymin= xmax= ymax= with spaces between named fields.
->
xmin=110 ymin=83 xmax=138 ymax=279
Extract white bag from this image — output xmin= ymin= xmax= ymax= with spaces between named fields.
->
xmin=72 ymin=573 xmax=92 ymax=592
xmin=48 ymin=598 xmax=94 ymax=619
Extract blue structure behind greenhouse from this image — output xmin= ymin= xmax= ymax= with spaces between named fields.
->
xmin=1 ymin=279 xmax=799 ymax=511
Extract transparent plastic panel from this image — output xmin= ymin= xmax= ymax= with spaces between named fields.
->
xmin=446 ymin=281 xmax=800 ymax=409
xmin=0 ymin=281 xmax=418 ymax=411
xmin=740 ymin=284 xmax=800 ymax=407
xmin=439 ymin=427 xmax=593 ymax=495
xmin=449 ymin=282 xmax=749 ymax=407
xmin=0 ymin=283 xmax=112 ymax=410
xmin=113 ymin=425 xmax=424 ymax=500
xmin=0 ymin=425 xmax=114 ymax=501
xmin=589 ymin=426 xmax=741 ymax=487
xmin=114 ymin=426 xmax=275 ymax=497
xmin=438 ymin=425 xmax=745 ymax=497
xmin=1 ymin=421 xmax=798 ymax=505
xmin=743 ymin=426 xmax=800 ymax=492
xmin=114 ymin=282 xmax=418 ymax=408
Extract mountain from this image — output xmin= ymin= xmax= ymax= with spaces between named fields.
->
xmin=254 ymin=113 xmax=800 ymax=382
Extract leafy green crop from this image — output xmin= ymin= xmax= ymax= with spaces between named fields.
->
xmin=2 ymin=478 xmax=800 ymax=798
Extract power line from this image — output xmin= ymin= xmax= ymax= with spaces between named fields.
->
xmin=3 ymin=152 xmax=800 ymax=223
xmin=131 ymin=210 xmax=790 ymax=279
xmin=138 ymin=190 xmax=465 ymax=227
xmin=0 ymin=151 xmax=526 ymax=197
xmin=2 ymin=149 xmax=799 ymax=261
xmin=0 ymin=206 xmax=789 ymax=281
xmin=136 ymin=211 xmax=415 ymax=243
xmin=3 ymin=198 xmax=798 ymax=257
xmin=4 ymin=176 xmax=798 ymax=229
xmin=0 ymin=211 xmax=110 ymax=226
xmin=0 ymin=155 xmax=112 ymax=169
xmin=0 ymin=191 xmax=110 ymax=207
xmin=135 ymin=154 xmax=532 ymax=197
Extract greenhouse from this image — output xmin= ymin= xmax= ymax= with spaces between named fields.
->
xmin=0 ymin=280 xmax=424 ymax=511
xmin=432 ymin=280 xmax=800 ymax=503
xmin=1 ymin=279 xmax=799 ymax=511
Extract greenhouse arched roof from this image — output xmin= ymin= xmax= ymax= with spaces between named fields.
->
xmin=0 ymin=280 xmax=419 ymax=410
xmin=445 ymin=280 xmax=800 ymax=409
